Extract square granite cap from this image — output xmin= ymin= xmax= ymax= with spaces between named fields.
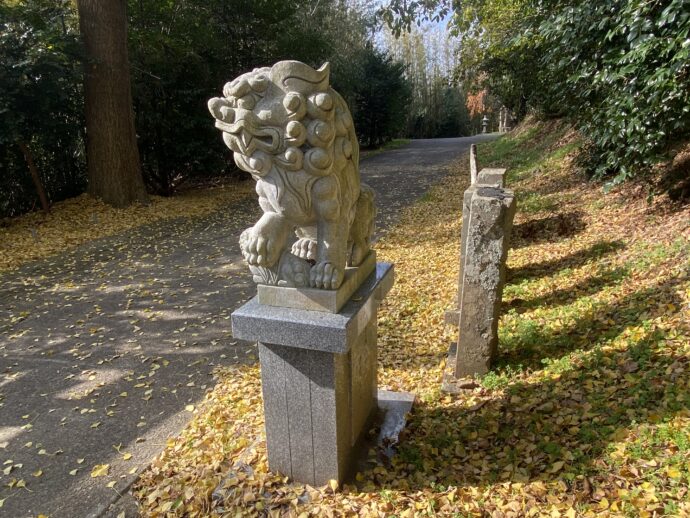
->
xmin=231 ymin=263 xmax=394 ymax=354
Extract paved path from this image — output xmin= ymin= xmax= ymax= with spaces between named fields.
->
xmin=0 ymin=135 xmax=493 ymax=517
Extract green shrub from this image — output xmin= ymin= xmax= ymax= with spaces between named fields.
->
xmin=538 ymin=0 xmax=690 ymax=185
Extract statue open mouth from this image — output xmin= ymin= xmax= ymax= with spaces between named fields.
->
xmin=214 ymin=119 xmax=280 ymax=155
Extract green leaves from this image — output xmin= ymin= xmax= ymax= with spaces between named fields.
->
xmin=536 ymin=0 xmax=690 ymax=184
xmin=0 ymin=0 xmax=85 ymax=218
xmin=388 ymin=0 xmax=690 ymax=186
xmin=351 ymin=48 xmax=411 ymax=148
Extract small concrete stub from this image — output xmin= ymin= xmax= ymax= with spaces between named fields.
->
xmin=376 ymin=390 xmax=416 ymax=457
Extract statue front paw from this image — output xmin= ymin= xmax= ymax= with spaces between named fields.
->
xmin=240 ymin=214 xmax=288 ymax=266
xmin=291 ymin=238 xmax=317 ymax=261
xmin=244 ymin=233 xmax=283 ymax=266
xmin=310 ymin=261 xmax=344 ymax=290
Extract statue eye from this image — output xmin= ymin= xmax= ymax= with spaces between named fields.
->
xmin=249 ymin=75 xmax=269 ymax=92
xmin=224 ymin=79 xmax=250 ymax=99
xmin=238 ymin=95 xmax=256 ymax=110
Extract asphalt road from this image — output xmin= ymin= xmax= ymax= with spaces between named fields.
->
xmin=0 ymin=134 xmax=495 ymax=517
xmin=360 ymin=135 xmax=497 ymax=238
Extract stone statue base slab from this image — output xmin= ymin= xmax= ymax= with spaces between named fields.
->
xmin=257 ymin=251 xmax=377 ymax=313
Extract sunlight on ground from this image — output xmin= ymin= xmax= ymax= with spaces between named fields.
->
xmin=133 ymin=122 xmax=690 ymax=516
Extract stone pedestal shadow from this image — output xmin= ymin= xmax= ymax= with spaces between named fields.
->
xmin=232 ymin=263 xmax=397 ymax=486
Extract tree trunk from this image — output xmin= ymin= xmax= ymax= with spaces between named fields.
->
xmin=77 ymin=0 xmax=148 ymax=207
xmin=18 ymin=141 xmax=51 ymax=213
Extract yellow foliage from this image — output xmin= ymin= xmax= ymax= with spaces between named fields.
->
xmin=0 ymin=183 xmax=253 ymax=273
xmin=132 ymin=125 xmax=690 ymax=516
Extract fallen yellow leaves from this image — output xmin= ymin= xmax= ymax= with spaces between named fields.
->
xmin=0 ymin=182 xmax=254 ymax=273
xmin=133 ymin=121 xmax=690 ymax=516
xmin=90 ymin=464 xmax=109 ymax=478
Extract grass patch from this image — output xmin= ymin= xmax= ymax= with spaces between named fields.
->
xmin=517 ymin=191 xmax=559 ymax=213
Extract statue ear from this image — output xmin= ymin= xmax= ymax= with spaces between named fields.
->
xmin=271 ymin=60 xmax=330 ymax=93
xmin=317 ymin=62 xmax=330 ymax=83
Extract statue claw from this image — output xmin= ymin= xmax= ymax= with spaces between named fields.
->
xmin=310 ymin=261 xmax=343 ymax=290
xmin=292 ymin=238 xmax=317 ymax=261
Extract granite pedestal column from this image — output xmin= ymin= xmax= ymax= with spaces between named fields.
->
xmin=231 ymin=262 xmax=394 ymax=486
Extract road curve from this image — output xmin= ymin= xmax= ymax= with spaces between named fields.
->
xmin=360 ymin=135 xmax=498 ymax=237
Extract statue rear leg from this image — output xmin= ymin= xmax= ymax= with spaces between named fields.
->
xmin=348 ymin=184 xmax=376 ymax=266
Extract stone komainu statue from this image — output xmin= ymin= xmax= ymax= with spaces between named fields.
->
xmin=208 ymin=61 xmax=375 ymax=290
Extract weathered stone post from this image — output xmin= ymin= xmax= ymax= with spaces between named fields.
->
xmin=444 ymin=160 xmax=516 ymax=387
xmin=454 ymin=186 xmax=515 ymax=377
xmin=469 ymin=143 xmax=478 ymax=184
xmin=208 ymin=60 xmax=405 ymax=485
xmin=445 ymin=167 xmax=507 ymax=326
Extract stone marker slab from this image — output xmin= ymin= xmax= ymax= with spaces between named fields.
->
xmin=444 ymin=185 xmax=475 ymax=325
xmin=454 ymin=186 xmax=515 ymax=377
xmin=257 ymin=251 xmax=377 ymax=313
xmin=445 ymin=167 xmax=508 ymax=326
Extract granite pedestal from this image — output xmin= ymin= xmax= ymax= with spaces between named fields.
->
xmin=231 ymin=263 xmax=394 ymax=486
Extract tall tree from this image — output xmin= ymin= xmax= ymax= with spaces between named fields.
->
xmin=78 ymin=0 xmax=147 ymax=207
